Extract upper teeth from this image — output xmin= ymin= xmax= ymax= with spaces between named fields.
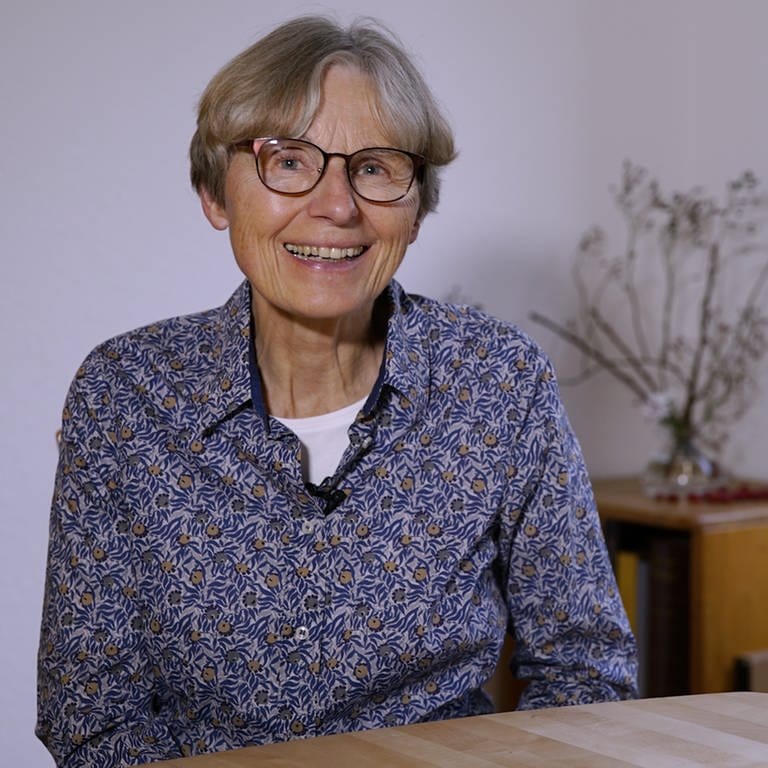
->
xmin=285 ymin=244 xmax=364 ymax=260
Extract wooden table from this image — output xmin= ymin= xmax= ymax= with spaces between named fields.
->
xmin=151 ymin=692 xmax=768 ymax=767
xmin=593 ymin=476 xmax=768 ymax=695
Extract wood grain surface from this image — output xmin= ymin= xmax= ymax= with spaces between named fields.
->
xmin=592 ymin=476 xmax=768 ymax=530
xmin=150 ymin=692 xmax=768 ymax=767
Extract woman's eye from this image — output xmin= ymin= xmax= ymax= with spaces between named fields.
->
xmin=277 ymin=155 xmax=302 ymax=170
xmin=355 ymin=161 xmax=388 ymax=178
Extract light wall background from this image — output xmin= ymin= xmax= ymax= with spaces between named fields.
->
xmin=3 ymin=1 xmax=768 ymax=764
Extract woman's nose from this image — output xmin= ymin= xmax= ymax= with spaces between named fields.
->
xmin=307 ymin=157 xmax=359 ymax=222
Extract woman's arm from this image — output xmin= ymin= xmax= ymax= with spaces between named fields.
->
xmin=500 ymin=360 xmax=638 ymax=708
xmin=37 ymin=370 xmax=182 ymax=767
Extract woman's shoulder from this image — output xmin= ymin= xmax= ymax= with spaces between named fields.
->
xmin=71 ymin=282 xmax=250 ymax=394
xmin=396 ymin=284 xmax=550 ymax=372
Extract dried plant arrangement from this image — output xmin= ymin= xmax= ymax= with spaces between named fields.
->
xmin=531 ymin=162 xmax=768 ymax=494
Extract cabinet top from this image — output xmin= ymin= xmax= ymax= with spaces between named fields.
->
xmin=592 ymin=476 xmax=768 ymax=530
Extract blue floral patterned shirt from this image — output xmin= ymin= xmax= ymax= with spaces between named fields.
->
xmin=37 ymin=280 xmax=637 ymax=766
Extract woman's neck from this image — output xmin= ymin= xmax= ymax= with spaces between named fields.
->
xmin=252 ymin=299 xmax=387 ymax=419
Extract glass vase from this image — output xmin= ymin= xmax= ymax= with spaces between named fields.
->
xmin=643 ymin=431 xmax=726 ymax=499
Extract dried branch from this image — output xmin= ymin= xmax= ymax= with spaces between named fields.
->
xmin=680 ymin=241 xmax=719 ymax=433
xmin=528 ymin=311 xmax=651 ymax=402
xmin=587 ymin=306 xmax=657 ymax=392
xmin=530 ymin=163 xmax=768 ymax=448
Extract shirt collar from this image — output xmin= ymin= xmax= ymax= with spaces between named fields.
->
xmin=192 ymin=280 xmax=254 ymax=437
xmin=366 ymin=280 xmax=431 ymax=418
xmin=193 ymin=279 xmax=431 ymax=436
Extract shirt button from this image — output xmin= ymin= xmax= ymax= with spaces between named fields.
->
xmin=295 ymin=625 xmax=310 ymax=641
xmin=301 ymin=520 xmax=316 ymax=535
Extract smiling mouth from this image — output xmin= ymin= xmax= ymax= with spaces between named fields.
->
xmin=285 ymin=243 xmax=367 ymax=261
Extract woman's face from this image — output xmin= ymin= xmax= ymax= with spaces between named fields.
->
xmin=201 ymin=64 xmax=422 ymax=331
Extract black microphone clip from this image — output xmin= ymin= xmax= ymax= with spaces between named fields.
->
xmin=306 ymin=482 xmax=346 ymax=514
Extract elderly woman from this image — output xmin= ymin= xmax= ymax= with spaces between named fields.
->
xmin=37 ymin=15 xmax=637 ymax=767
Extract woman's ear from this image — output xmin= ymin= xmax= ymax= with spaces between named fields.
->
xmin=408 ymin=217 xmax=422 ymax=245
xmin=199 ymin=186 xmax=229 ymax=231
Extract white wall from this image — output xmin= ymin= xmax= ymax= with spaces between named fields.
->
xmin=3 ymin=1 xmax=768 ymax=763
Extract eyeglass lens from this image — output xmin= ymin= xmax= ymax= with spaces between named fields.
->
xmin=256 ymin=139 xmax=416 ymax=202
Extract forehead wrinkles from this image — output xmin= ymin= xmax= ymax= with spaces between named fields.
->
xmin=302 ymin=66 xmax=395 ymax=151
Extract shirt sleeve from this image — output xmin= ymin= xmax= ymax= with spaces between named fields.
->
xmin=36 ymin=366 xmax=183 ymax=767
xmin=500 ymin=358 xmax=639 ymax=709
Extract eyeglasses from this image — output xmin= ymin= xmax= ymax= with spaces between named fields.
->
xmin=233 ymin=137 xmax=425 ymax=203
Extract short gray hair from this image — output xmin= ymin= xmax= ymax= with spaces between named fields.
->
xmin=190 ymin=16 xmax=456 ymax=220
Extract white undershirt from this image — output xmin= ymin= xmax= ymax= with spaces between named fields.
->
xmin=275 ymin=396 xmax=367 ymax=485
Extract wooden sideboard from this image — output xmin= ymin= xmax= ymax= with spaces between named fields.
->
xmin=593 ymin=476 xmax=768 ymax=695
